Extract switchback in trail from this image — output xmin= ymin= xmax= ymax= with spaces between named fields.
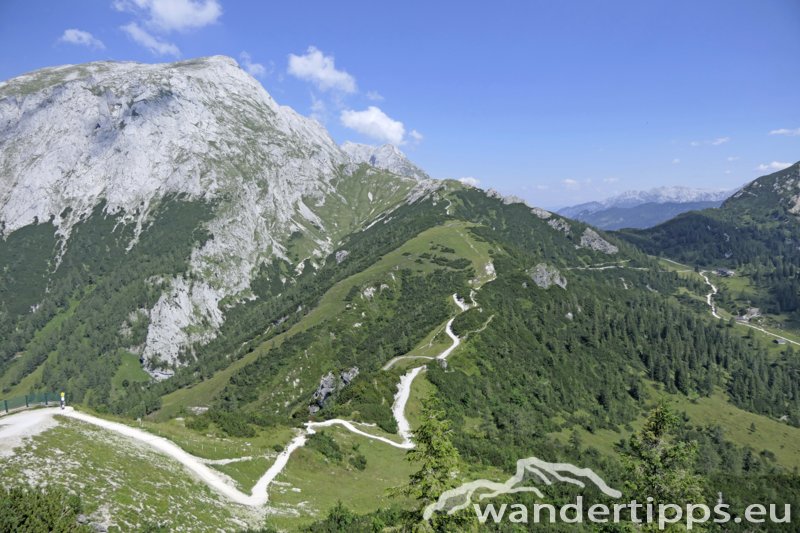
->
xmin=0 ymin=290 xmax=478 ymax=507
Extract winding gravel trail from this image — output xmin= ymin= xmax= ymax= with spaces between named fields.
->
xmin=1 ymin=407 xmax=273 ymax=506
xmin=698 ymin=269 xmax=800 ymax=346
xmin=382 ymin=294 xmax=466 ymax=370
xmin=0 ymin=294 xmax=471 ymax=507
xmin=1 ymin=247 xmax=504 ymax=511
xmin=699 ymin=271 xmax=721 ymax=319
xmin=381 ymin=355 xmax=433 ymax=370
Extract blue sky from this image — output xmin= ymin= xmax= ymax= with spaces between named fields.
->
xmin=1 ymin=1 xmax=798 ymax=209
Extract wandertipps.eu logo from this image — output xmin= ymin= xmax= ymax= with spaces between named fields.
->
xmin=423 ymin=456 xmax=621 ymax=521
xmin=423 ymin=456 xmax=791 ymax=529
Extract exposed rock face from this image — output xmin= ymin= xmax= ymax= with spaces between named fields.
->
xmin=579 ymin=228 xmax=619 ymax=254
xmin=0 ymin=56 xmax=434 ymax=376
xmin=335 ymin=250 xmax=350 ymax=264
xmin=309 ymin=367 xmax=360 ymax=413
xmin=0 ymin=56 xmax=345 ymax=240
xmin=531 ymin=207 xmax=552 ymax=219
xmin=362 ymin=286 xmax=376 ymax=300
xmin=486 ymin=189 xmax=528 ymax=206
xmin=340 ymin=367 xmax=359 ymax=386
xmin=547 ymin=218 xmax=572 ymax=235
xmin=768 ymin=166 xmax=800 ymax=215
xmin=310 ymin=372 xmax=338 ymax=414
xmin=483 ymin=191 xmax=555 ymax=220
xmin=342 ymin=142 xmax=429 ymax=180
xmin=529 ymin=263 xmax=567 ymax=290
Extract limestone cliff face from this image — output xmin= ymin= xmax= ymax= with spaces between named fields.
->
xmin=0 ymin=56 xmax=432 ymax=375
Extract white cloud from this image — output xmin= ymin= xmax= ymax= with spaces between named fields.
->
xmin=340 ymin=106 xmax=406 ymax=145
xmin=121 ymin=22 xmax=180 ymax=57
xmin=769 ymin=128 xmax=800 ymax=136
xmin=535 ymin=184 xmax=549 ymax=191
xmin=239 ymin=51 xmax=268 ymax=78
xmin=672 ymin=158 xmax=681 ymax=164
xmin=603 ymin=177 xmax=619 ymax=183
xmin=409 ymin=129 xmax=423 ymax=144
xmin=756 ymin=161 xmax=792 ymax=172
xmin=59 ymin=29 xmax=105 ymax=49
xmin=366 ymin=90 xmax=384 ymax=101
xmin=690 ymin=136 xmax=731 ymax=147
xmin=727 ymin=156 xmax=740 ymax=161
xmin=288 ymin=46 xmax=356 ymax=93
xmin=562 ymin=179 xmax=579 ymax=189
xmin=114 ymin=0 xmax=221 ymax=32
xmin=458 ymin=177 xmax=480 ymax=187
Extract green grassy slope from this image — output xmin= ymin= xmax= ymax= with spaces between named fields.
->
xmin=0 ymin=416 xmax=258 ymax=531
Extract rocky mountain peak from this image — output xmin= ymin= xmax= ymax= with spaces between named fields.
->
xmin=0 ymin=54 xmax=345 ymax=239
xmin=341 ymin=141 xmax=429 ymax=180
xmin=0 ymin=56 xmax=433 ymax=375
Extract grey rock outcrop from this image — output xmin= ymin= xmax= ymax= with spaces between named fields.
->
xmin=547 ymin=218 xmax=571 ymax=235
xmin=529 ymin=263 xmax=567 ymax=290
xmin=335 ymin=250 xmax=350 ymax=264
xmin=530 ymin=207 xmax=552 ymax=219
xmin=309 ymin=366 xmax=360 ymax=413
xmin=578 ymin=228 xmax=619 ymax=254
xmin=342 ymin=142 xmax=429 ymax=180
xmin=340 ymin=367 xmax=360 ymax=386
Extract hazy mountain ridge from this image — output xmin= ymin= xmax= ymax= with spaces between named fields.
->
xmin=618 ymin=162 xmax=800 ymax=259
xmin=567 ymin=200 xmax=725 ymax=230
xmin=558 ymin=186 xmax=733 ymax=229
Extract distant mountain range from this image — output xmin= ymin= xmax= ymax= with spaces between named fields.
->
xmin=558 ymin=186 xmax=735 ymax=230
xmin=618 ymin=162 xmax=800 ymax=267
